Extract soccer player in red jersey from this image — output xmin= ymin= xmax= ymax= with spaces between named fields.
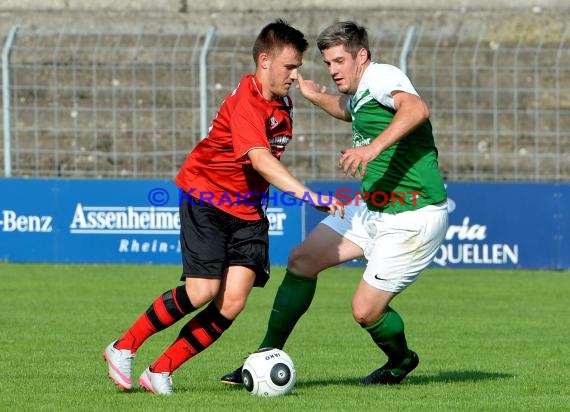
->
xmin=103 ymin=19 xmax=344 ymax=395
xmin=221 ymin=20 xmax=448 ymax=387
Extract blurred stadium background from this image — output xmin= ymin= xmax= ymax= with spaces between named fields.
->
xmin=1 ymin=1 xmax=568 ymax=182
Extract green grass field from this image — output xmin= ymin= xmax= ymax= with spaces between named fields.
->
xmin=1 ymin=263 xmax=568 ymax=411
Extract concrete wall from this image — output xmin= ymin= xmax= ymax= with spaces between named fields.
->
xmin=0 ymin=0 xmax=568 ymax=11
xmin=1 ymin=5 xmax=568 ymax=37
xmin=1 ymin=0 xmax=567 ymax=35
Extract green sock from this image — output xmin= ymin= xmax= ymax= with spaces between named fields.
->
xmin=258 ymin=269 xmax=317 ymax=350
xmin=363 ymin=306 xmax=411 ymax=366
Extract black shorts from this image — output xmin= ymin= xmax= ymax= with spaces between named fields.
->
xmin=179 ymin=196 xmax=270 ymax=287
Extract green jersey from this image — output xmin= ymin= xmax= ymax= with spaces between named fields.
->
xmin=349 ymin=62 xmax=447 ymax=213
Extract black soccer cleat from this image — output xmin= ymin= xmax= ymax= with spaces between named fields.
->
xmin=220 ymin=365 xmax=244 ymax=385
xmin=362 ymin=351 xmax=419 ymax=385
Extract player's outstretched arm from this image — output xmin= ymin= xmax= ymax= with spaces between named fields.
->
xmin=248 ymin=148 xmax=344 ymax=218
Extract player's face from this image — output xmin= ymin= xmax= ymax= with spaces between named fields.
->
xmin=322 ymin=44 xmax=367 ymax=95
xmin=265 ymin=45 xmax=302 ymax=99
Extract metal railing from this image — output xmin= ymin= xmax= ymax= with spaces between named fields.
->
xmin=2 ymin=22 xmax=568 ymax=181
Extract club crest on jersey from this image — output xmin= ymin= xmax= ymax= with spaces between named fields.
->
xmin=269 ymin=116 xmax=279 ymax=129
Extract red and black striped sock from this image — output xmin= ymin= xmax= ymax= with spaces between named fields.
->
xmin=115 ymin=285 xmax=195 ymax=352
xmin=150 ymin=301 xmax=233 ymax=374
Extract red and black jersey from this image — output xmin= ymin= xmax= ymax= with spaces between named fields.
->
xmin=175 ymin=74 xmax=293 ymax=220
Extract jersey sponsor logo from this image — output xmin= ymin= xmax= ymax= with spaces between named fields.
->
xmin=352 ymin=129 xmax=370 ymax=147
xmin=268 ymin=134 xmax=291 ymax=148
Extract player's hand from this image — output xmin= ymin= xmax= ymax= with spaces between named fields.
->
xmin=296 ymin=73 xmax=327 ymax=102
xmin=312 ymin=194 xmax=345 ymax=218
xmin=339 ymin=145 xmax=381 ymax=177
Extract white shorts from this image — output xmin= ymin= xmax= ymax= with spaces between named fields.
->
xmin=321 ymin=201 xmax=448 ymax=293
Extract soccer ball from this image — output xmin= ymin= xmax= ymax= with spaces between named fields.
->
xmin=242 ymin=348 xmax=296 ymax=397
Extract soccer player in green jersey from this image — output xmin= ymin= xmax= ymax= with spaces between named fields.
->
xmin=221 ymin=20 xmax=448 ymax=385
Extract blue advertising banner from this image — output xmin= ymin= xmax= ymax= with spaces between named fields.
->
xmin=436 ymin=182 xmax=567 ymax=269
xmin=0 ymin=179 xmax=567 ymax=269
xmin=304 ymin=181 xmax=570 ymax=270
xmin=0 ymin=179 xmax=302 ymax=266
